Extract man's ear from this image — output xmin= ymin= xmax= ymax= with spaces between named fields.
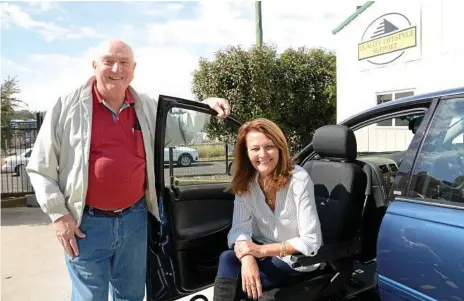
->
xmin=92 ymin=61 xmax=97 ymax=70
xmin=133 ymin=62 xmax=137 ymax=71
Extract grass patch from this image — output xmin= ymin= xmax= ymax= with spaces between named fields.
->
xmin=198 ymin=156 xmax=233 ymax=162
xmin=190 ymin=143 xmax=231 ymax=160
xmin=175 ymin=174 xmax=232 ymax=186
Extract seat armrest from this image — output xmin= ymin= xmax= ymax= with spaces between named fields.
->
xmin=290 ymin=237 xmax=361 ymax=268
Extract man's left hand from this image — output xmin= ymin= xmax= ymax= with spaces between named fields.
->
xmin=202 ymin=97 xmax=231 ymax=119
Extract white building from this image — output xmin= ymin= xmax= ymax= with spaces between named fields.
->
xmin=334 ymin=0 xmax=464 ymax=152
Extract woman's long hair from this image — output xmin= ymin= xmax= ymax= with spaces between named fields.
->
xmin=231 ymin=118 xmax=294 ymax=195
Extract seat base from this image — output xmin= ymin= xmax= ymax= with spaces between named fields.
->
xmin=258 ymin=259 xmax=381 ymax=301
xmin=260 ymin=274 xmax=332 ymax=301
xmin=344 ymin=261 xmax=378 ymax=299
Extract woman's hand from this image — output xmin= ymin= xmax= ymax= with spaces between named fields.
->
xmin=240 ymin=255 xmax=263 ymax=299
xmin=234 ymin=241 xmax=265 ymax=259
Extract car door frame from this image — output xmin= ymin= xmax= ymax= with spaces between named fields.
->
xmin=147 ymin=95 xmax=241 ymax=300
xmin=154 ymin=95 xmax=241 ymax=194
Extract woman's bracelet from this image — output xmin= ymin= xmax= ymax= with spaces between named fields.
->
xmin=279 ymin=241 xmax=288 ymax=257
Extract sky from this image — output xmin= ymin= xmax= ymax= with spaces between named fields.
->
xmin=1 ymin=0 xmax=362 ymax=112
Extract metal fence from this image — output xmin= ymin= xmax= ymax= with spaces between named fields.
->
xmin=1 ymin=113 xmax=43 ymax=197
xmin=1 ymin=112 xmax=235 ymax=196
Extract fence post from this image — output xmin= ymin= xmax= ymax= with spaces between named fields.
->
xmin=225 ymin=143 xmax=229 ymax=174
xmin=36 ymin=112 xmax=44 ymax=131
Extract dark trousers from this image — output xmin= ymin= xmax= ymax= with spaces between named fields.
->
xmin=216 ymin=250 xmax=309 ymax=290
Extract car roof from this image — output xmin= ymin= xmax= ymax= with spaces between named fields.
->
xmin=381 ymin=86 xmax=464 ymax=108
xmin=340 ymin=86 xmax=464 ymax=125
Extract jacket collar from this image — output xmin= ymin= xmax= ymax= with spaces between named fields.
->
xmin=80 ymin=76 xmax=137 ymax=103
xmin=79 ymin=76 xmax=151 ymax=148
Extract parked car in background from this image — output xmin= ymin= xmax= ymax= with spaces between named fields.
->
xmin=1 ymin=146 xmax=199 ymax=177
xmin=1 ymin=148 xmax=32 ymax=176
xmin=164 ymin=146 xmax=199 ymax=167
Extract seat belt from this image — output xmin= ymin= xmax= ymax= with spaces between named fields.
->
xmin=361 ymin=164 xmax=372 ymax=219
xmin=353 ymin=163 xmax=372 ymax=236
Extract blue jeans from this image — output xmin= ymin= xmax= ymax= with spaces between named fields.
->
xmin=65 ymin=198 xmax=147 ymax=301
xmin=217 ymin=250 xmax=308 ymax=290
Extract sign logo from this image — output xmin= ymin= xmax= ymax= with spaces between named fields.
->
xmin=358 ymin=13 xmax=417 ymax=65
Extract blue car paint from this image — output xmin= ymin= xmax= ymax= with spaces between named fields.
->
xmin=339 ymin=86 xmax=464 ymax=125
xmin=378 ymin=275 xmax=438 ymax=301
xmin=377 ymin=200 xmax=464 ymax=301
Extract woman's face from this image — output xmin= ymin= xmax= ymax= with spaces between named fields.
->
xmin=245 ymin=130 xmax=280 ymax=178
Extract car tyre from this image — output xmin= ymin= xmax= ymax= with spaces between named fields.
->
xmin=178 ymin=154 xmax=193 ymax=167
xmin=14 ymin=164 xmax=23 ymax=177
xmin=227 ymin=161 xmax=234 ymax=176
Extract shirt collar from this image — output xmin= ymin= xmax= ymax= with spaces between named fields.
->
xmin=92 ymin=80 xmax=134 ymax=104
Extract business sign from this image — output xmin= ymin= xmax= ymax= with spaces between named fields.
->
xmin=358 ymin=13 xmax=417 ymax=65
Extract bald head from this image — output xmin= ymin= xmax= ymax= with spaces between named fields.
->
xmin=93 ymin=39 xmax=135 ymax=62
xmin=92 ymin=39 xmax=136 ymax=101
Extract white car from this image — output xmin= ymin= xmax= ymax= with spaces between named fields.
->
xmin=164 ymin=146 xmax=199 ymax=167
xmin=1 ymin=148 xmax=32 ymax=175
xmin=1 ymin=146 xmax=199 ymax=175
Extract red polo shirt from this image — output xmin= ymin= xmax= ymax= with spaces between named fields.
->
xmin=85 ymin=82 xmax=146 ymax=210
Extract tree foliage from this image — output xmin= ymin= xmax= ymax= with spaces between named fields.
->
xmin=15 ymin=109 xmax=35 ymax=120
xmin=192 ymin=44 xmax=336 ymax=153
xmin=1 ymin=77 xmax=23 ymax=151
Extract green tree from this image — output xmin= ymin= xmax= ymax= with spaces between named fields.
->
xmin=192 ymin=44 xmax=336 ymax=153
xmin=15 ymin=109 xmax=35 ymax=120
xmin=1 ymin=77 xmax=23 ymax=152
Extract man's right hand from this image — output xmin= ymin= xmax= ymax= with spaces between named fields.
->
xmin=54 ymin=214 xmax=86 ymax=259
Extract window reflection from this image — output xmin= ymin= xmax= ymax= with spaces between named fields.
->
xmin=408 ymin=98 xmax=464 ymax=204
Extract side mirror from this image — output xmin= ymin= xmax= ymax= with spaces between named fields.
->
xmin=408 ymin=117 xmax=423 ymax=134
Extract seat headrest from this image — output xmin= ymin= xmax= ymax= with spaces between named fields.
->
xmin=313 ymin=125 xmax=357 ymax=161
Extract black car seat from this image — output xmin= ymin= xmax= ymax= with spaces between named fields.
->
xmin=260 ymin=125 xmax=370 ymax=301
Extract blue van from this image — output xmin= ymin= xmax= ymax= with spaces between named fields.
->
xmin=147 ymin=87 xmax=464 ymax=301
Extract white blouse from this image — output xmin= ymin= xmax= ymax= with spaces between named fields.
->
xmin=227 ymin=165 xmax=323 ymax=272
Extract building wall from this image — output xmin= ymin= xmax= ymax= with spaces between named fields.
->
xmin=335 ymin=0 xmax=464 ymax=152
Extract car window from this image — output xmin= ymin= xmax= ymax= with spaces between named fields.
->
xmin=24 ymin=150 xmax=32 ymax=158
xmin=376 ymin=91 xmax=414 ymax=127
xmin=354 ymin=113 xmax=425 ymax=158
xmin=407 ymin=97 xmax=464 ymax=205
xmin=164 ymin=108 xmax=238 ymax=186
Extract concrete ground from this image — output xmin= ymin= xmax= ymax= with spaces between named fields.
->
xmin=1 ymin=207 xmax=214 ymax=301
xmin=1 ymin=207 xmax=71 ymax=301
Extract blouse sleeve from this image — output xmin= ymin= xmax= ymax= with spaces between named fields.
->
xmin=286 ymin=174 xmax=323 ymax=256
xmin=227 ymin=194 xmax=253 ymax=248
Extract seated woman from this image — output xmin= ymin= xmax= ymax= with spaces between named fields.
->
xmin=213 ymin=118 xmax=323 ymax=301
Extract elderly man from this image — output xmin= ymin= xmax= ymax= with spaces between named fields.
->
xmin=26 ymin=39 xmax=231 ymax=301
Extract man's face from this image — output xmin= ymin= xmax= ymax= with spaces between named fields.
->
xmin=92 ymin=42 xmax=136 ymax=94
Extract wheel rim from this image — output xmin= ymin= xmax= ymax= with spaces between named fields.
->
xmin=181 ymin=156 xmax=191 ymax=166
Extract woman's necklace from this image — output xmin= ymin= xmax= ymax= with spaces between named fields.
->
xmin=263 ymin=191 xmax=273 ymax=206
xmin=259 ymin=178 xmax=274 ymax=207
